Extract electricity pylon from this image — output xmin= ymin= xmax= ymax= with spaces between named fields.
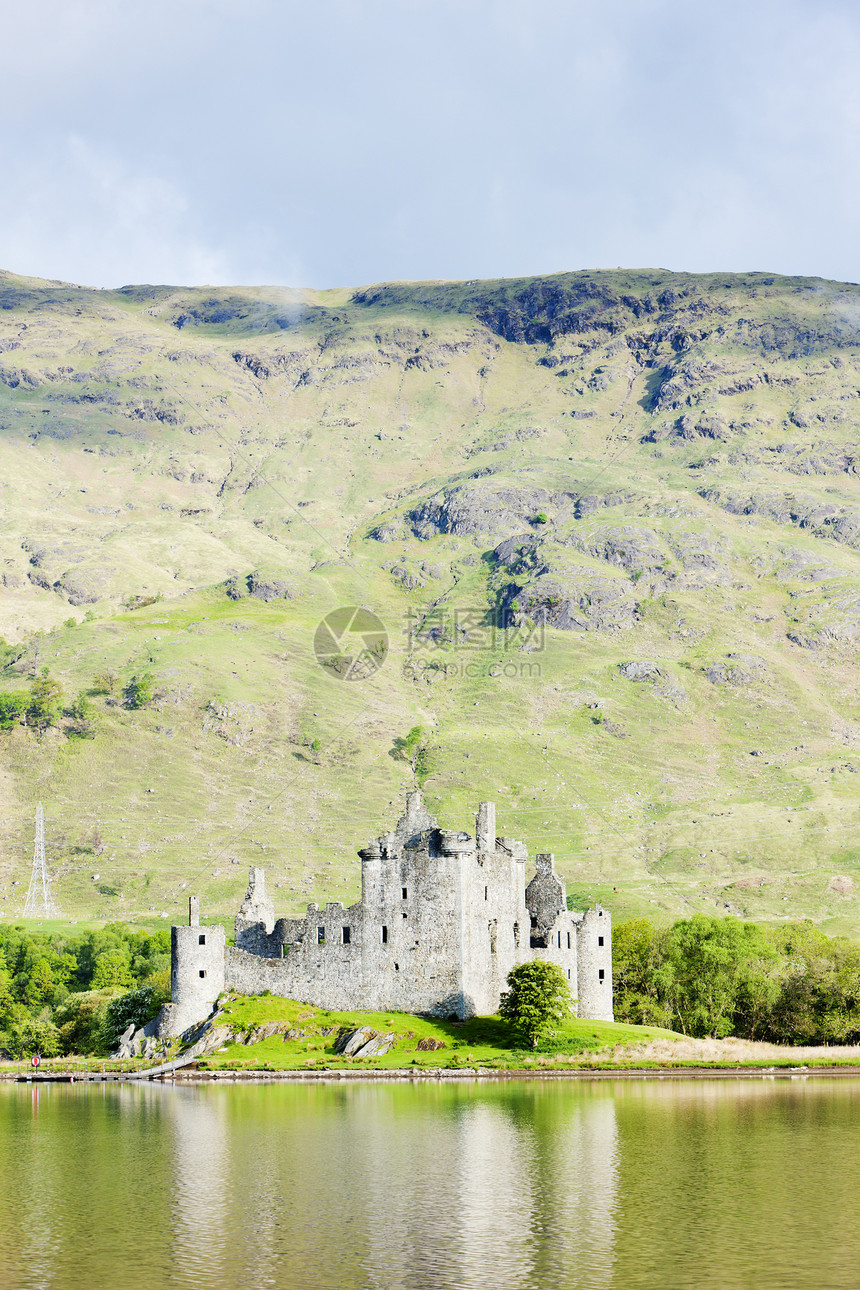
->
xmin=23 ymin=803 xmax=58 ymax=918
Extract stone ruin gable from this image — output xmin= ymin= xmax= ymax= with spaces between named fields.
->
xmin=235 ymin=865 xmax=278 ymax=955
xmin=525 ymin=852 xmax=567 ymax=947
xmin=525 ymin=853 xmax=581 ymax=1001
xmin=575 ymin=906 xmax=614 ymax=1022
xmin=524 ymin=853 xmax=614 ymax=1021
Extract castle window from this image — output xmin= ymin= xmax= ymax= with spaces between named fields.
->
xmin=514 ymin=923 xmax=520 ymax=947
xmin=199 ymin=970 xmax=206 ymax=979
xmin=484 ymin=886 xmax=488 ymax=901
xmin=599 ymin=969 xmax=605 ymax=981
xmin=198 ymin=934 xmax=206 ymax=945
xmin=317 ymin=926 xmax=325 ymax=945
xmin=598 ymin=910 xmax=603 ymax=917
xmin=598 ymin=935 xmax=604 ymax=946
xmin=402 ymin=887 xmax=408 ymax=899
xmin=394 ymin=963 xmax=399 ymax=971
xmin=382 ymin=925 xmax=388 ymax=944
xmin=342 ymin=926 xmax=351 ymax=945
xmin=402 ymin=911 xmax=407 ymax=919
xmin=567 ymin=932 xmax=571 ymax=949
xmin=557 ymin=931 xmax=562 ymax=948
xmin=567 ymin=969 xmax=571 ymax=980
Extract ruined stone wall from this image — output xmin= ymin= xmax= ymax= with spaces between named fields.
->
xmin=226 ymin=899 xmax=366 ymax=1010
xmin=460 ymin=838 xmax=529 ymax=1015
xmin=528 ymin=910 xmax=581 ymax=1003
xmin=358 ymin=837 xmax=467 ymax=1016
xmin=575 ymin=907 xmax=613 ymax=1021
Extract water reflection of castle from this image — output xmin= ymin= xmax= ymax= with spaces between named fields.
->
xmin=162 ymin=1085 xmax=619 ymax=1289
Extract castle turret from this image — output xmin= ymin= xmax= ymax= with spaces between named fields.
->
xmin=160 ymin=896 xmax=226 ymax=1037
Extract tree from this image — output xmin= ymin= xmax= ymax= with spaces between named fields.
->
xmin=91 ymin=950 xmax=135 ymax=990
xmin=103 ymin=986 xmax=162 ymax=1050
xmin=67 ymin=691 xmax=97 ymax=740
xmin=0 ymin=692 xmax=25 ymax=731
xmin=123 ymin=672 xmax=155 ymax=710
xmin=92 ymin=670 xmax=119 ymax=698
xmin=499 ymin=960 xmax=572 ymax=1048
xmin=27 ymin=669 xmax=63 ymax=731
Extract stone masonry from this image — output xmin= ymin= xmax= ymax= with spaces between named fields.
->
xmin=159 ymin=792 xmax=613 ymax=1036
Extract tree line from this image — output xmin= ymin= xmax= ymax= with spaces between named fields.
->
xmin=0 ymin=922 xmax=171 ymax=1058
xmin=613 ymin=914 xmax=860 ymax=1044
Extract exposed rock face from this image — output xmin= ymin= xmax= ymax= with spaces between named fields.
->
xmin=501 ymin=572 xmax=640 ymax=633
xmin=408 ymin=485 xmax=558 ymax=540
xmin=618 ymin=660 xmax=662 ymax=682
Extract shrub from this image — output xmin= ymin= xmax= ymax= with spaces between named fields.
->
xmin=103 ymin=986 xmax=163 ymax=1050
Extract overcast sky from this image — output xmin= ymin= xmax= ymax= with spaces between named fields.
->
xmin=2 ymin=0 xmax=859 ymax=289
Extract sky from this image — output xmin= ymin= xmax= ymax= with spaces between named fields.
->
xmin=2 ymin=0 xmax=859 ymax=289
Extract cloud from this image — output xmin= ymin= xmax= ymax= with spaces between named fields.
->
xmin=0 ymin=136 xmax=235 ymax=287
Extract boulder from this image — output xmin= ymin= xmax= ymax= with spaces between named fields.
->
xmin=333 ymin=1026 xmax=378 ymax=1056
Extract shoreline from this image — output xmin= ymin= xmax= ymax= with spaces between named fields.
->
xmin=6 ymin=1064 xmax=860 ymax=1085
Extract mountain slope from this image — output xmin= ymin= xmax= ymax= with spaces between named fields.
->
xmin=1 ymin=267 xmax=859 ymax=932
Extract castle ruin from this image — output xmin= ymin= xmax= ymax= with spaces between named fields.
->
xmin=162 ymin=792 xmax=613 ymax=1036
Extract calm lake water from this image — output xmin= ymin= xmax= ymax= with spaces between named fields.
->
xmin=0 ymin=1077 xmax=857 ymax=1290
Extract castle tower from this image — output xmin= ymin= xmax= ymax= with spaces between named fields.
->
xmin=164 ymin=896 xmax=226 ymax=1036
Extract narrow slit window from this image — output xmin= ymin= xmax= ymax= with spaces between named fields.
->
xmin=598 ymin=968 xmax=605 ymax=981
xmin=317 ymin=926 xmax=325 ymax=945
xmin=342 ymin=926 xmax=351 ymax=945
xmin=198 ymin=934 xmax=206 ymax=945
xmin=598 ymin=909 xmax=603 ymax=917
xmin=557 ymin=931 xmax=562 ymax=948
xmin=198 ymin=969 xmax=206 ymax=979
xmin=567 ymin=932 xmax=571 ymax=949
xmin=567 ymin=969 xmax=571 ymax=980
xmin=401 ymin=887 xmax=408 ymax=899
xmin=381 ymin=925 xmax=388 ymax=945
xmin=598 ymin=935 xmax=604 ymax=946
xmin=484 ymin=886 xmax=488 ymax=901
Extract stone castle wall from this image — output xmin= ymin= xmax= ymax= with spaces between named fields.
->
xmin=164 ymin=793 xmax=615 ymax=1037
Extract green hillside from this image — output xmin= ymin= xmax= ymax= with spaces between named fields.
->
xmin=1 ymin=266 xmax=859 ymax=933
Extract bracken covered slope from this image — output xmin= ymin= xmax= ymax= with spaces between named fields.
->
xmin=1 ymin=266 xmax=859 ymax=931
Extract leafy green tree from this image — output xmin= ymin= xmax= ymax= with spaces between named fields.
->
xmin=9 ymin=1013 xmax=61 ymax=1059
xmin=103 ymin=986 xmax=162 ymax=1050
xmin=67 ymin=691 xmax=97 ymax=739
xmin=91 ymin=950 xmax=135 ymax=990
xmin=26 ymin=669 xmax=63 ymax=731
xmin=123 ymin=672 xmax=155 ymax=710
xmin=54 ymin=990 xmax=120 ymax=1056
xmin=0 ymin=692 xmax=25 ymax=731
xmin=612 ymin=917 xmax=675 ymax=1029
xmin=499 ymin=960 xmax=572 ymax=1047
xmin=92 ymin=670 xmax=119 ymax=698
